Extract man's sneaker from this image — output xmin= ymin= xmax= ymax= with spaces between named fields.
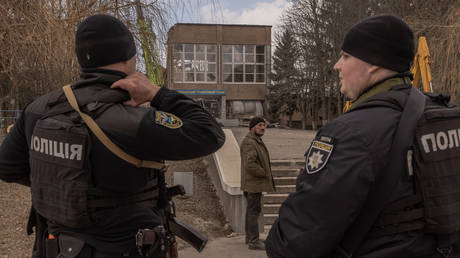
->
xmin=248 ymin=240 xmax=265 ymax=251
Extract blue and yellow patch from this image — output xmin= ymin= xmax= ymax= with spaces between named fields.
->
xmin=155 ymin=111 xmax=183 ymax=129
xmin=305 ymin=139 xmax=334 ymax=174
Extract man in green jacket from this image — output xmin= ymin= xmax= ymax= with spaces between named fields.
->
xmin=240 ymin=116 xmax=275 ymax=250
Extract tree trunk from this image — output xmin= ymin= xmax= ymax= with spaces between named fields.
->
xmin=337 ymin=92 xmax=342 ymax=115
xmin=310 ymin=104 xmax=317 ymax=131
xmin=301 ymin=107 xmax=308 ymax=130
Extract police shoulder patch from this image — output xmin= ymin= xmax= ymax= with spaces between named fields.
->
xmin=305 ymin=138 xmax=334 ymax=174
xmin=155 ymin=111 xmax=183 ymax=129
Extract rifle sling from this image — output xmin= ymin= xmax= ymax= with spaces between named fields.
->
xmin=62 ymin=85 xmax=166 ymax=170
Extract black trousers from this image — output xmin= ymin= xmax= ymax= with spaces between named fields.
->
xmin=244 ymin=191 xmax=262 ymax=243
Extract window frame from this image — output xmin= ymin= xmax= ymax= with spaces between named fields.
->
xmin=173 ymin=43 xmax=217 ymax=83
xmin=222 ymin=44 xmax=266 ymax=84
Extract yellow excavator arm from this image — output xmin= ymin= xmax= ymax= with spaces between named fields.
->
xmin=6 ymin=124 xmax=14 ymax=133
xmin=411 ymin=36 xmax=433 ymax=93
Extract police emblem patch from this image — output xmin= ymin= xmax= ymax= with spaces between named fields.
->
xmin=155 ymin=111 xmax=183 ymax=129
xmin=305 ymin=140 xmax=334 ymax=174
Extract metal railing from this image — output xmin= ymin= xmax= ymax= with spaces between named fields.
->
xmin=0 ymin=110 xmax=21 ymax=137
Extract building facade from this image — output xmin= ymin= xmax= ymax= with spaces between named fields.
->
xmin=166 ymin=23 xmax=271 ymax=123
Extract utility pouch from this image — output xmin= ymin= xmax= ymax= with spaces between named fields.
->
xmin=136 ymin=226 xmax=166 ymax=258
xmin=57 ymin=234 xmax=88 ymax=258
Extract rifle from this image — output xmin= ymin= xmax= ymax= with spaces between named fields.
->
xmin=157 ymin=172 xmax=208 ymax=257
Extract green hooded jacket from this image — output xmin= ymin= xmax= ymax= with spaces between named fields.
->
xmin=240 ymin=132 xmax=275 ymax=193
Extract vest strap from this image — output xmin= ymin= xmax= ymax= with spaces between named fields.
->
xmin=62 ymin=85 xmax=166 ymax=170
xmin=338 ymin=87 xmax=426 ymax=255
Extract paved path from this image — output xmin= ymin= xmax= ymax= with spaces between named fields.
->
xmin=231 ymin=127 xmax=316 ymax=160
xmin=179 ymin=233 xmax=269 ymax=258
xmin=180 ymin=127 xmax=316 ymax=257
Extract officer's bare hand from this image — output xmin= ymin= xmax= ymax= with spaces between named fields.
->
xmin=111 ymin=72 xmax=160 ymax=106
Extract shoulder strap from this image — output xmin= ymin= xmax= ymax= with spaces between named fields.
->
xmin=338 ymin=87 xmax=426 ymax=257
xmin=62 ymin=85 xmax=166 ymax=170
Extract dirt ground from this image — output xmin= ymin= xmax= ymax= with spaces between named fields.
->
xmin=166 ymin=158 xmax=229 ymax=250
xmin=0 ymin=180 xmax=33 ymax=258
xmin=0 ymin=143 xmax=227 ymax=257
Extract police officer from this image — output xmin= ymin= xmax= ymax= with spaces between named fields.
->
xmin=0 ymin=14 xmax=225 ymax=257
xmin=266 ymin=14 xmax=460 ymax=258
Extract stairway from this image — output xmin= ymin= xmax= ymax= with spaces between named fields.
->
xmin=263 ymin=159 xmax=305 ymax=232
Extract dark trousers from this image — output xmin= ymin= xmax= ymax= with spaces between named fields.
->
xmin=244 ymin=191 xmax=262 ymax=243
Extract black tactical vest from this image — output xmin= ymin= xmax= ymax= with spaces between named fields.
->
xmin=29 ymin=88 xmax=159 ymax=228
xmin=373 ymin=93 xmax=460 ymax=248
xmin=413 ymin=94 xmax=460 ymax=247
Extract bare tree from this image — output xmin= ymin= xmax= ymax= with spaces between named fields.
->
xmin=0 ymin=0 xmax=220 ymax=110
xmin=0 ymin=0 xmax=107 ymax=110
xmin=274 ymin=0 xmax=459 ymax=130
xmin=283 ymin=0 xmax=343 ymax=129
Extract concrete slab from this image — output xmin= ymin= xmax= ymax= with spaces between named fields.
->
xmin=173 ymin=172 xmax=194 ymax=196
xmin=179 ymin=233 xmax=269 ymax=258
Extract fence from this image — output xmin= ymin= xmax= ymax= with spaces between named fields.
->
xmin=0 ymin=110 xmax=21 ymax=137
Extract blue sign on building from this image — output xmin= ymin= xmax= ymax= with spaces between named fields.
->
xmin=176 ymin=89 xmax=226 ymax=96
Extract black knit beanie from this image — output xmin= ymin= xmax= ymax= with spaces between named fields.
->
xmin=342 ymin=14 xmax=414 ymax=72
xmin=75 ymin=14 xmax=136 ymax=68
xmin=249 ymin=117 xmax=265 ymax=130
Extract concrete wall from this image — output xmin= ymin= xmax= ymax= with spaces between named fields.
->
xmin=204 ymin=155 xmax=246 ymax=234
xmin=167 ymin=24 xmax=271 ymax=45
xmin=206 ymin=129 xmax=264 ymax=234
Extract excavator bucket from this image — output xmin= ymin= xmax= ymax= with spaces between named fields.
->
xmin=411 ymin=36 xmax=433 ymax=93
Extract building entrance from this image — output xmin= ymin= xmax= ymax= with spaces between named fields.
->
xmin=196 ymin=98 xmax=220 ymax=118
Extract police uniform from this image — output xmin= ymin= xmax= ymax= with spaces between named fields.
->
xmin=266 ymin=75 xmax=460 ymax=258
xmin=0 ymin=69 xmax=225 ymax=255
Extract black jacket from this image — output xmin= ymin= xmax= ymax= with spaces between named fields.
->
xmin=266 ymin=77 xmax=456 ymax=258
xmin=0 ymin=69 xmax=225 ymax=253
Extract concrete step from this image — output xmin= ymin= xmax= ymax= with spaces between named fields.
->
xmin=264 ymin=193 xmax=288 ymax=204
xmin=275 ymin=185 xmax=296 ymax=194
xmin=271 ymin=168 xmax=299 ymax=177
xmin=274 ymin=177 xmax=297 ymax=185
xmin=263 ymin=204 xmax=281 ymax=214
xmin=264 ymin=214 xmax=279 ymax=225
xmin=271 ymin=159 xmax=305 ymax=167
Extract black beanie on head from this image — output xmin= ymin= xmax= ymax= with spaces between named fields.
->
xmin=249 ymin=117 xmax=265 ymax=130
xmin=75 ymin=14 xmax=136 ymax=68
xmin=341 ymin=14 xmax=414 ymax=72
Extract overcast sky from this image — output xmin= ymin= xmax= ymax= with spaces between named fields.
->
xmin=176 ymin=0 xmax=291 ymax=33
